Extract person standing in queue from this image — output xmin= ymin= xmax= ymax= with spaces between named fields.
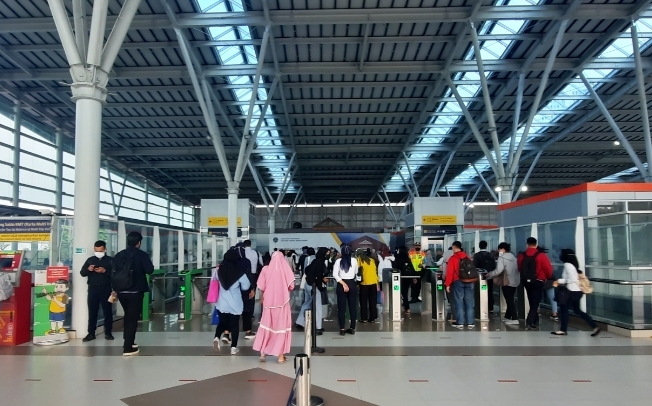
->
xmin=486 ymin=243 xmax=520 ymax=325
xmin=517 ymin=237 xmax=553 ymax=330
xmin=393 ymin=246 xmax=416 ymax=314
xmin=408 ymin=242 xmax=425 ymax=303
xmin=333 ymin=245 xmax=358 ymax=336
xmin=445 ymin=241 xmax=477 ymax=329
xmin=80 ymin=240 xmax=114 ymax=342
xmin=357 ymin=249 xmax=379 ymax=324
xmin=111 ymin=232 xmax=154 ymax=356
xmin=473 ymin=241 xmax=497 ymax=313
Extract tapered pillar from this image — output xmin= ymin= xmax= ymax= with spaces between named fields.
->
xmin=227 ymin=182 xmax=239 ymax=247
xmin=55 ymin=128 xmax=64 ymax=213
xmin=12 ymin=100 xmax=21 ymax=207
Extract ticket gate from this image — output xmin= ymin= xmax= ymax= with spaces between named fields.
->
xmin=431 ymin=270 xmax=446 ymax=321
xmin=381 ymin=268 xmax=392 ymax=314
xmin=474 ymin=271 xmax=489 ymax=322
xmin=389 ymin=270 xmax=402 ymax=322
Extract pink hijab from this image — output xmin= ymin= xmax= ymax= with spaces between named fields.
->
xmin=257 ymin=251 xmax=295 ymax=307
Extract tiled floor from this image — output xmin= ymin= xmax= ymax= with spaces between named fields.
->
xmin=2 ymin=297 xmax=652 ymax=406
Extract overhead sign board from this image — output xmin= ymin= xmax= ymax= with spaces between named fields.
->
xmin=0 ymin=219 xmax=51 ymax=242
xmin=207 ymin=217 xmax=242 ymax=227
xmin=421 ymin=215 xmax=457 ymax=225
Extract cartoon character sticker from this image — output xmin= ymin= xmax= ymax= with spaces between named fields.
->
xmin=42 ymin=279 xmax=69 ymax=335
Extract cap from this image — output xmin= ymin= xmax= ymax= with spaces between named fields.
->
xmin=414 ymin=242 xmax=421 ymax=246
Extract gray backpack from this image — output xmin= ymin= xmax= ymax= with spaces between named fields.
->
xmin=0 ymin=272 xmax=14 ymax=301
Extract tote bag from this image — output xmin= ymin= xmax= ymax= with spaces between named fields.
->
xmin=207 ymin=267 xmax=220 ymax=303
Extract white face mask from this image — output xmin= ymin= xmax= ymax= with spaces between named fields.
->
xmin=94 ymin=252 xmax=105 ymax=259
xmin=498 ymin=251 xmax=504 ymax=256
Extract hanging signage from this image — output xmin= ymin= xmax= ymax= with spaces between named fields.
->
xmin=207 ymin=228 xmax=242 ymax=237
xmin=421 ymin=215 xmax=457 ymax=225
xmin=0 ymin=219 xmax=51 ymax=242
xmin=422 ymin=225 xmax=459 ymax=236
xmin=33 ymin=266 xmax=70 ymax=346
xmin=207 ymin=217 xmax=242 ymax=227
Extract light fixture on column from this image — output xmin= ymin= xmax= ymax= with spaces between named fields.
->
xmin=494 ymin=186 xmax=502 ymax=192
xmin=469 ymin=203 xmax=475 ymax=208
xmin=521 ymin=185 xmax=528 ymax=192
xmin=614 ymin=140 xmax=620 ymax=145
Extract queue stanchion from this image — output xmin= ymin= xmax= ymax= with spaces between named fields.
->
xmin=309 ymin=289 xmax=325 ymax=354
xmin=390 ymin=270 xmax=402 ymax=322
xmin=293 ymin=309 xmax=324 ymax=406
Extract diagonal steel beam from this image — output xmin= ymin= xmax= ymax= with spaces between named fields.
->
xmin=513 ymin=150 xmax=542 ymax=201
xmin=359 ymin=23 xmax=372 ymax=71
xmin=631 ymin=19 xmax=652 ymax=176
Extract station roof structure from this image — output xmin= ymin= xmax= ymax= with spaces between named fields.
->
xmin=1 ymin=0 xmax=652 ymax=205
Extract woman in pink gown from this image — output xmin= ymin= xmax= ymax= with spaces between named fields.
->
xmin=253 ymin=251 xmax=296 ymax=363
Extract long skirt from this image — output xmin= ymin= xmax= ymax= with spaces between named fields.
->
xmin=252 ymin=302 xmax=292 ymax=356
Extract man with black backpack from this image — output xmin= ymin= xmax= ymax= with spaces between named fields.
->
xmin=111 ymin=231 xmax=154 ymax=356
xmin=517 ymin=237 xmax=553 ymax=330
xmin=473 ymin=241 xmax=497 ymax=313
xmin=445 ymin=241 xmax=479 ymax=329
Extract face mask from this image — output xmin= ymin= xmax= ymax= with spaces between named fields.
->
xmin=94 ymin=252 xmax=105 ymax=259
xmin=499 ymin=251 xmax=504 ymax=257
xmin=415 ymin=248 xmax=421 ymax=251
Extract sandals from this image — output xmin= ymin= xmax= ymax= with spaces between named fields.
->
xmin=259 ymin=354 xmax=266 ymax=363
xmin=278 ymin=357 xmax=288 ymax=364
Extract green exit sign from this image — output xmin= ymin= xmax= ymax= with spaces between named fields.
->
xmin=481 ymin=285 xmax=488 ymax=291
xmin=394 ymin=285 xmax=400 ymax=291
xmin=180 ymin=286 xmax=186 ymax=292
xmin=437 ymin=285 xmax=443 ymax=291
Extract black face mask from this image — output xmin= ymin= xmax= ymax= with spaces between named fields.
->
xmin=415 ymin=247 xmax=421 ymax=251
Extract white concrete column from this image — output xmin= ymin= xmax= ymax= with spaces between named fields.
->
xmin=167 ymin=229 xmax=174 ymax=266
xmin=12 ymin=100 xmax=21 ymax=207
xmin=177 ymin=230 xmax=184 ymax=272
xmin=575 ymin=217 xmax=587 ymax=312
xmin=268 ymin=215 xmax=276 ymax=234
xmin=499 ymin=187 xmax=512 ymax=205
xmin=474 ymin=230 xmax=480 ymax=253
xmin=55 ymin=128 xmax=64 ymax=213
xmin=166 ymin=193 xmax=171 ymax=225
xmin=227 ymin=182 xmax=239 ymax=246
xmin=211 ymin=236 xmax=217 ymax=267
xmin=196 ymin=233 xmax=202 ymax=269
xmin=71 ymin=98 xmax=103 ymax=335
xmin=530 ymin=223 xmax=538 ymax=240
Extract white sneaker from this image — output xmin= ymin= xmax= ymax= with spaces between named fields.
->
xmin=221 ymin=334 xmax=231 ymax=344
xmin=467 ymin=324 xmax=475 ymax=330
xmin=213 ymin=337 xmax=221 ymax=350
xmin=231 ymin=347 xmax=240 ymax=355
xmin=504 ymin=319 xmax=519 ymax=325
xmin=452 ymin=323 xmax=464 ymax=329
xmin=123 ymin=348 xmax=139 ymax=356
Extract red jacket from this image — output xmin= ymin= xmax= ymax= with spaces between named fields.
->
xmin=445 ymin=251 xmax=469 ymax=287
xmin=517 ymin=248 xmax=553 ymax=281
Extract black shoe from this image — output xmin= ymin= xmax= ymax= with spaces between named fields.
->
xmin=339 ymin=330 xmax=346 ymax=336
xmin=294 ymin=324 xmax=304 ymax=331
xmin=346 ymin=328 xmax=355 ymax=335
xmin=409 ymin=299 xmax=419 ymax=304
xmin=525 ymin=324 xmax=537 ymax=330
xmin=105 ymin=333 xmax=114 ymax=341
xmin=316 ymin=329 xmax=324 ymax=335
xmin=591 ymin=327 xmax=601 ymax=337
xmin=82 ymin=334 xmax=96 ymax=342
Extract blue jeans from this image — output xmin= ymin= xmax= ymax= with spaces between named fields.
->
xmin=296 ymin=285 xmax=323 ymax=329
xmin=545 ymin=288 xmax=558 ymax=314
xmin=453 ymin=280 xmax=475 ymax=325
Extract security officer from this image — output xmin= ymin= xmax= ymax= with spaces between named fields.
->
xmin=408 ymin=242 xmax=426 ymax=303
xmin=80 ymin=240 xmax=114 ymax=341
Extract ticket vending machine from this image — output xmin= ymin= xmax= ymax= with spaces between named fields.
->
xmin=0 ymin=251 xmax=31 ymax=346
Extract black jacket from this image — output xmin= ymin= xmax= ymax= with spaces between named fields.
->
xmin=112 ymin=246 xmax=154 ymax=292
xmin=473 ymin=250 xmax=496 ymax=272
xmin=80 ymin=255 xmax=113 ymax=287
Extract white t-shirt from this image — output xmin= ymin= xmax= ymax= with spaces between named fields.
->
xmin=558 ymin=263 xmax=581 ymax=292
xmin=333 ymin=257 xmax=359 ymax=282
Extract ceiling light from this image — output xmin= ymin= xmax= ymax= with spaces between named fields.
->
xmin=494 ymin=186 xmax=502 ymax=192
xmin=614 ymin=141 xmax=620 ymax=145
xmin=469 ymin=203 xmax=475 ymax=208
xmin=521 ymin=185 xmax=528 ymax=192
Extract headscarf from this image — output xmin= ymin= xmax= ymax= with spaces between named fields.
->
xmin=339 ymin=244 xmax=352 ymax=271
xmin=218 ymin=246 xmax=246 ymax=290
xmin=257 ymin=251 xmax=296 ymax=307
xmin=315 ymin=247 xmax=329 ymax=260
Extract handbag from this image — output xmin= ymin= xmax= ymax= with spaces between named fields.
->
xmin=554 ymin=285 xmax=570 ymax=306
xmin=211 ymin=307 xmax=220 ymax=325
xmin=207 ymin=268 xmax=220 ymax=303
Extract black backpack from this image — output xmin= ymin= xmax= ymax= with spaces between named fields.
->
xmin=304 ymin=259 xmax=320 ymax=286
xmin=111 ymin=252 xmax=135 ymax=291
xmin=520 ymin=251 xmax=540 ymax=282
xmin=476 ymin=251 xmax=496 ymax=271
xmin=459 ymin=257 xmax=479 ymax=281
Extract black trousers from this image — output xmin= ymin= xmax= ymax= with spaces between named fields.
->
xmin=486 ymin=278 xmax=495 ymax=311
xmin=412 ymin=276 xmax=422 ymax=301
xmin=560 ymin=291 xmax=597 ymax=332
xmin=524 ymin=280 xmax=545 ymax=326
xmin=359 ymin=284 xmax=378 ymax=322
xmin=502 ymin=286 xmax=518 ymax=320
xmin=400 ymin=278 xmax=412 ymax=311
xmin=215 ymin=312 xmax=241 ymax=347
xmin=336 ymin=280 xmax=358 ymax=330
xmin=117 ymin=292 xmax=144 ymax=351
xmin=87 ymin=285 xmax=113 ymax=336
xmin=242 ymin=311 xmax=253 ymax=332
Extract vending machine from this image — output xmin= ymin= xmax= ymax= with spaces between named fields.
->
xmin=0 ymin=251 xmax=31 ymax=346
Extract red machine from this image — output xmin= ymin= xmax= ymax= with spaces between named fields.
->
xmin=0 ymin=251 xmax=31 ymax=346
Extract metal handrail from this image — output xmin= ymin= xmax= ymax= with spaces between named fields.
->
xmin=588 ymin=277 xmax=652 ymax=285
xmin=585 ymin=265 xmax=652 ymax=271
